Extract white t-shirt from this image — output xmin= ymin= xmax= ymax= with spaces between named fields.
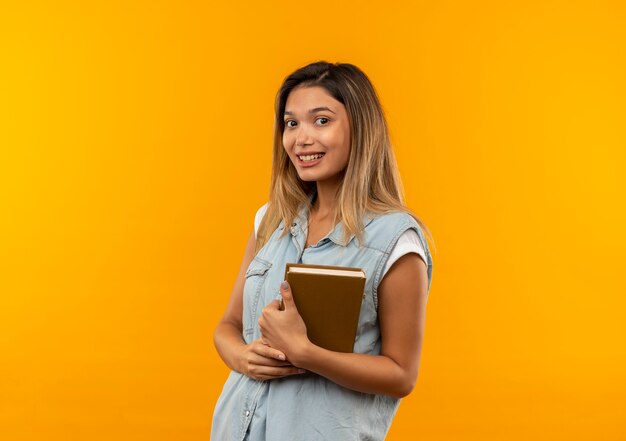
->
xmin=253 ymin=203 xmax=427 ymax=277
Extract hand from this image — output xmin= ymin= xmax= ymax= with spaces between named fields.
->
xmin=239 ymin=338 xmax=305 ymax=381
xmin=258 ymin=281 xmax=311 ymax=362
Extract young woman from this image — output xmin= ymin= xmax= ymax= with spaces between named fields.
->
xmin=211 ymin=61 xmax=434 ymax=440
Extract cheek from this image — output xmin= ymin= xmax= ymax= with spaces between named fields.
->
xmin=338 ymin=130 xmax=351 ymax=162
xmin=282 ymin=132 xmax=292 ymax=151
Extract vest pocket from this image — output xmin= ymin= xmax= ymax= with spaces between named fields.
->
xmin=242 ymin=256 xmax=273 ymax=342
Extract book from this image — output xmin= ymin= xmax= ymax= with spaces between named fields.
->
xmin=282 ymin=263 xmax=366 ymax=353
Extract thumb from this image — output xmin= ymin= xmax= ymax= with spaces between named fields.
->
xmin=280 ymin=280 xmax=296 ymax=309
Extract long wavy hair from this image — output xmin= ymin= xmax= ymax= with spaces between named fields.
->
xmin=255 ymin=61 xmax=434 ymax=254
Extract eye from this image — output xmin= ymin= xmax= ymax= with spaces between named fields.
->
xmin=285 ymin=120 xmax=297 ymax=128
xmin=316 ymin=117 xmax=330 ymax=125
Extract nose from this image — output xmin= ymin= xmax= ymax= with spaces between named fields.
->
xmin=295 ymin=123 xmax=314 ymax=147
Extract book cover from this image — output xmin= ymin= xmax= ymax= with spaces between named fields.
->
xmin=283 ymin=263 xmax=366 ymax=353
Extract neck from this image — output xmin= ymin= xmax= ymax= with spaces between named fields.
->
xmin=311 ymin=176 xmax=342 ymax=219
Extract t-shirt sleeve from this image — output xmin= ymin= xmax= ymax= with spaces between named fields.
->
xmin=254 ymin=203 xmax=269 ymax=240
xmin=382 ymin=229 xmax=427 ymax=277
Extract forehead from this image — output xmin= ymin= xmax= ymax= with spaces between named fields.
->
xmin=284 ymin=86 xmax=343 ymax=112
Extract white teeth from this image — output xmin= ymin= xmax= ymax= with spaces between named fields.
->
xmin=298 ymin=153 xmax=324 ymax=162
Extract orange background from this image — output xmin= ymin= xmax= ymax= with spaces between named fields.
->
xmin=1 ymin=1 xmax=625 ymax=440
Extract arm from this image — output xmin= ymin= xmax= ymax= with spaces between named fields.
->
xmin=258 ymin=252 xmax=428 ymax=398
xmin=213 ymin=230 xmax=305 ymax=381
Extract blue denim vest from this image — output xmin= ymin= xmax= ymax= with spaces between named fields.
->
xmin=212 ymin=201 xmax=433 ymax=441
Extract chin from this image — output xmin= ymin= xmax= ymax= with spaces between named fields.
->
xmin=293 ymin=168 xmax=318 ymax=181
xmin=296 ymin=173 xmax=319 ymax=183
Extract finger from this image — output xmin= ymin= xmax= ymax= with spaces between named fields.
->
xmin=251 ymin=365 xmax=306 ymax=380
xmin=248 ymin=354 xmax=293 ymax=367
xmin=263 ymin=299 xmax=282 ymax=313
xmin=260 ymin=300 xmax=280 ymax=321
xmin=268 ymin=366 xmax=306 ymax=376
xmin=279 ymin=280 xmax=297 ymax=310
xmin=252 ymin=339 xmax=287 ymax=361
xmin=264 ymin=346 xmax=286 ymax=361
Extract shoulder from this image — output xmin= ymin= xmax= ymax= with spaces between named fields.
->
xmin=370 ymin=213 xmax=434 ymax=295
xmin=366 ymin=211 xmax=421 ymax=239
xmin=369 ymin=211 xmax=417 ymax=226
xmin=364 ymin=211 xmax=430 ymax=261
xmin=386 ymin=229 xmax=427 ymax=272
xmin=253 ymin=202 xmax=269 ymax=239
xmin=395 ymin=228 xmax=423 ymax=253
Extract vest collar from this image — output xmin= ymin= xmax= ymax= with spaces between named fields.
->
xmin=326 ymin=212 xmax=375 ymax=247
xmin=289 ymin=191 xmax=376 ymax=247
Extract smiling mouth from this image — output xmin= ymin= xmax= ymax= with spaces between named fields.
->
xmin=298 ymin=153 xmax=325 ymax=162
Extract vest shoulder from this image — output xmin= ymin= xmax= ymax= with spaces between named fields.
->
xmin=360 ymin=211 xmax=422 ymax=251
xmin=367 ymin=211 xmax=419 ymax=228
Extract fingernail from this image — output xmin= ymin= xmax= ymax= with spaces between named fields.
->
xmin=277 ymin=354 xmax=285 ymax=361
xmin=281 ymin=281 xmax=290 ymax=290
xmin=298 ymin=369 xmax=306 ymax=374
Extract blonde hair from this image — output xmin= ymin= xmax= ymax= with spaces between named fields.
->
xmin=255 ymin=61 xmax=434 ymax=254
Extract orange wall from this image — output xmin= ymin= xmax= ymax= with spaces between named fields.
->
xmin=1 ymin=1 xmax=624 ymax=440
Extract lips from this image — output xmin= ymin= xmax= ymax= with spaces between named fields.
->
xmin=296 ymin=152 xmax=325 ymax=167
xmin=298 ymin=153 xmax=325 ymax=162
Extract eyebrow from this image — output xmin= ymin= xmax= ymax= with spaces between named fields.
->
xmin=284 ymin=106 xmax=336 ymax=117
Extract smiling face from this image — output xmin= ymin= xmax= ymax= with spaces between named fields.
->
xmin=282 ymin=86 xmax=351 ymax=185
